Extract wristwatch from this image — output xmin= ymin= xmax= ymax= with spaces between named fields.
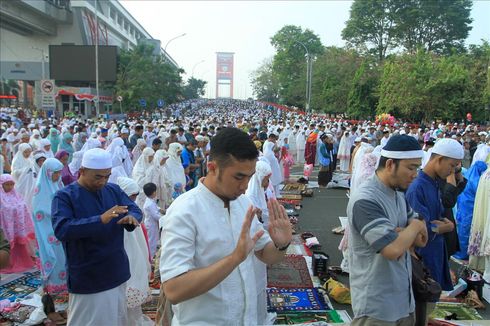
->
xmin=275 ymin=241 xmax=291 ymax=252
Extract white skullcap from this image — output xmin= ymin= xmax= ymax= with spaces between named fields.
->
xmin=432 ymin=138 xmax=464 ymax=160
xmin=81 ymin=148 xmax=112 ymax=169
xmin=117 ymin=177 xmax=139 ymax=196
xmin=195 ymin=135 xmax=205 ymax=142
xmin=121 ymin=128 xmax=129 ymax=134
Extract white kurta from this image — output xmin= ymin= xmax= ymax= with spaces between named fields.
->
xmin=160 ymin=182 xmax=272 ymax=326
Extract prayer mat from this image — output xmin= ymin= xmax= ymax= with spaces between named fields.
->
xmin=142 ymin=292 xmax=160 ymax=322
xmin=280 ymin=194 xmax=302 ymax=200
xmin=429 ymin=302 xmax=482 ymax=320
xmin=287 ymin=235 xmax=312 ymax=256
xmin=267 ymin=255 xmax=313 ymax=289
xmin=0 ymin=271 xmax=41 ymax=302
xmin=277 ymin=198 xmax=302 ymax=206
xmin=282 ymin=184 xmax=306 ymax=194
xmin=267 ymin=288 xmax=326 ymax=312
xmin=275 ymin=310 xmax=345 ymax=324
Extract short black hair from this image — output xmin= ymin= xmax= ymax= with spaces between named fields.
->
xmin=135 ymin=125 xmax=144 ymax=132
xmin=170 ymin=129 xmax=177 ymax=134
xmin=152 ymin=138 xmax=162 ymax=146
xmin=376 ymin=156 xmax=401 ymax=172
xmin=143 ymin=182 xmax=157 ymax=196
xmin=178 ymin=127 xmax=185 ymax=132
xmin=210 ymin=128 xmax=258 ymax=167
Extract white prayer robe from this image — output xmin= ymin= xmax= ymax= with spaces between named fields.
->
xmin=160 ymin=182 xmax=272 ymax=326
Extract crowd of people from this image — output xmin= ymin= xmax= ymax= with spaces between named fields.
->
xmin=0 ymin=98 xmax=490 ymax=325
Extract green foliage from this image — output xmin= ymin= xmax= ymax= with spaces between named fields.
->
xmin=250 ymin=57 xmax=280 ymax=103
xmin=115 ymin=44 xmax=184 ymax=112
xmin=394 ymin=0 xmax=472 ymax=54
xmin=342 ymin=0 xmax=473 ymax=60
xmin=377 ymin=50 xmax=469 ymax=122
xmin=270 ymin=25 xmax=323 ymax=108
xmin=342 ymin=0 xmax=400 ymax=61
xmin=183 ymin=77 xmax=207 ymax=100
xmin=311 ymin=47 xmax=363 ymax=114
xmin=251 ymin=15 xmax=488 ymax=122
xmin=347 ymin=60 xmax=380 ymax=119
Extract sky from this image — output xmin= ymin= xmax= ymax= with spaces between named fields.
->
xmin=120 ymin=0 xmax=490 ymax=100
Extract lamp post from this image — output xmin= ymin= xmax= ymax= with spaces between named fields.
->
xmin=294 ymin=40 xmax=312 ymax=113
xmin=164 ymin=33 xmax=187 ymax=52
xmin=191 ymin=60 xmax=205 ymax=78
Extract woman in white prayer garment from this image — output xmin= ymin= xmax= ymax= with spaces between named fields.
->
xmin=165 ymin=142 xmax=186 ymax=190
xmin=132 ymin=147 xmax=156 ymax=208
xmin=246 ymin=160 xmax=273 ymax=326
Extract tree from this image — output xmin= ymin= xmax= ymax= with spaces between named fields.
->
xmin=342 ymin=0 xmax=400 ymax=61
xmin=250 ymin=57 xmax=280 ymax=102
xmin=310 ymin=47 xmax=363 ymax=114
xmin=115 ymin=44 xmax=184 ymax=111
xmin=377 ymin=50 xmax=468 ymax=122
xmin=270 ymin=25 xmax=323 ymax=108
xmin=182 ymin=77 xmax=207 ymax=100
xmin=347 ymin=60 xmax=380 ymax=119
xmin=394 ymin=0 xmax=472 ymax=54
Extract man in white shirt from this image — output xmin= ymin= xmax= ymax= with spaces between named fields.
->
xmin=160 ymin=127 xmax=292 ymax=325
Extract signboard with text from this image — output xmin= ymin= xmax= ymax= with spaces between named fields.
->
xmin=41 ymin=79 xmax=56 ymax=110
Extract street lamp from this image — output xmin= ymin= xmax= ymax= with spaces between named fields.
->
xmin=294 ymin=40 xmax=312 ymax=113
xmin=164 ymin=33 xmax=187 ymax=51
xmin=191 ymin=60 xmax=205 ymax=78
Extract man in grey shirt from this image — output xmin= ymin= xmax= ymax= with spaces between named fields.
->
xmin=348 ymin=135 xmax=428 ymax=326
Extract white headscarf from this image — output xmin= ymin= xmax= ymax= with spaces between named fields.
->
xmin=11 ymin=143 xmax=33 ymax=181
xmin=29 ymin=130 xmax=42 ymax=151
xmin=132 ymin=138 xmax=147 ymax=165
xmin=69 ymin=138 xmax=102 ymax=175
xmin=132 ymin=147 xmax=155 ymax=187
xmin=39 ymin=138 xmax=54 ymax=158
xmin=117 ymin=176 xmax=139 ymax=197
xmin=246 ymin=160 xmax=272 ymax=225
xmin=166 ymin=143 xmax=186 ymax=187
xmin=154 ymin=149 xmax=173 ymax=207
xmin=262 ymin=142 xmax=282 ymax=186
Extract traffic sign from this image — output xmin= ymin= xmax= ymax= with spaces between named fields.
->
xmin=117 ymin=95 xmax=123 ymax=102
xmin=139 ymin=99 xmax=147 ymax=107
xmin=157 ymin=99 xmax=165 ymax=108
xmin=41 ymin=79 xmax=56 ymax=110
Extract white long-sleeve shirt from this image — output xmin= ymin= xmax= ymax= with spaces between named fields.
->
xmin=160 ymin=182 xmax=272 ymax=326
xmin=143 ymin=197 xmax=162 ymax=258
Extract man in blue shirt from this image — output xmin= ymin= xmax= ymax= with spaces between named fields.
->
xmin=406 ymin=138 xmax=464 ymax=292
xmin=181 ymin=140 xmax=199 ymax=190
xmin=52 ymin=148 xmax=143 ymax=325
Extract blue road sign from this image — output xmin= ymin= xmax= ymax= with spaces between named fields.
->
xmin=157 ymin=99 xmax=165 ymax=108
xmin=139 ymin=99 xmax=147 ymax=107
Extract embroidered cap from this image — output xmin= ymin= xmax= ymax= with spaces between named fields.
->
xmin=380 ymin=135 xmax=424 ymax=159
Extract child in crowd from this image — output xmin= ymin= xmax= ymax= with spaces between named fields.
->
xmin=184 ymin=166 xmax=193 ymax=191
xmin=172 ymin=182 xmax=184 ymax=200
xmin=143 ymin=182 xmax=164 ymax=259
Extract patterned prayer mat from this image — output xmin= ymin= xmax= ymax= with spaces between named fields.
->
xmin=267 ymin=255 xmax=313 ymax=289
xmin=0 ymin=271 xmax=41 ymax=302
xmin=267 ymin=288 xmax=326 ymax=312
xmin=275 ymin=310 xmax=345 ymax=324
xmin=429 ymin=302 xmax=482 ymax=320
xmin=142 ymin=292 xmax=160 ymax=322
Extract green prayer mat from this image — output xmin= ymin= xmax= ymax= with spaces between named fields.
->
xmin=429 ymin=302 xmax=482 ymax=320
